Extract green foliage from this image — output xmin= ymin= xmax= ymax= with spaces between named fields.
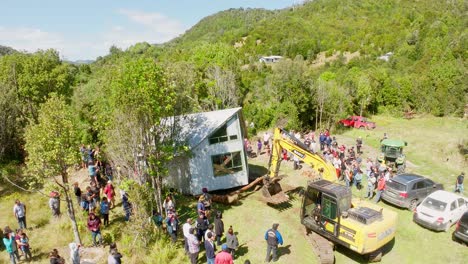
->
xmin=24 ymin=94 xmax=80 ymax=185
xmin=0 ymin=49 xmax=76 ymax=162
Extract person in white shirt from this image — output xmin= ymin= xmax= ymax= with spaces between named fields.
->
xmin=263 ymin=132 xmax=271 ymax=149
xmin=13 ymin=200 xmax=27 ymax=229
xmin=183 ymin=218 xmax=193 ymax=255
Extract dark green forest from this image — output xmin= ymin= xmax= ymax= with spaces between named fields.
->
xmin=1 ymin=0 xmax=466 ymax=163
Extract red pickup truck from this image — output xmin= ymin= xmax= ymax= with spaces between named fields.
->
xmin=339 ymin=116 xmax=376 ymax=129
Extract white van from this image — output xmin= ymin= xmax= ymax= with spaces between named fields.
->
xmin=413 ymin=190 xmax=468 ymax=231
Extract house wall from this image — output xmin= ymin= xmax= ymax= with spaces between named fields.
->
xmin=189 ymin=113 xmax=249 ymax=195
xmin=165 ymin=155 xmax=192 ymax=194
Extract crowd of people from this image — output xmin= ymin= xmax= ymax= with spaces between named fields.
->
xmin=1 ymin=144 xmax=126 ymax=264
xmin=3 ymin=134 xmax=464 ymax=263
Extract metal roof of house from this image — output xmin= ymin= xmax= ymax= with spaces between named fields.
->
xmin=170 ymin=107 xmax=242 ymax=149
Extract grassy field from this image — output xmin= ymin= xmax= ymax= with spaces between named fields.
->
xmin=1 ymin=115 xmax=467 ymax=263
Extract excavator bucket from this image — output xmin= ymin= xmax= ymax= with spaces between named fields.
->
xmin=262 ymin=179 xmax=289 ymax=204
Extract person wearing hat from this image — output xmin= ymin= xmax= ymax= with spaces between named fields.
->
xmin=455 ymin=172 xmax=465 ymax=193
xmin=186 ymin=227 xmax=200 ymax=264
xmin=264 ymin=223 xmax=283 ymax=262
xmin=215 ymin=243 xmax=233 ymax=264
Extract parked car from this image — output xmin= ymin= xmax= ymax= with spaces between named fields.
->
xmin=413 ymin=190 xmax=468 ymax=232
xmin=338 ymin=116 xmax=376 ymax=129
xmin=382 ymin=173 xmax=443 ymax=210
xmin=453 ymin=211 xmax=468 ymax=244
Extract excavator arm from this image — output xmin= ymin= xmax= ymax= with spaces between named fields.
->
xmin=262 ymin=128 xmax=337 ymax=203
xmin=268 ymin=128 xmax=337 ymax=181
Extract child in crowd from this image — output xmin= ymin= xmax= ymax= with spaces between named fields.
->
xmin=20 ymin=232 xmax=32 ymax=261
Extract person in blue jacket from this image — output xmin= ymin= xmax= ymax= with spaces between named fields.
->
xmin=264 ymin=223 xmax=283 ymax=262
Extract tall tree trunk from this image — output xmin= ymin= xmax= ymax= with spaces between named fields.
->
xmin=315 ymin=107 xmax=318 ymax=130
xmin=61 ymin=172 xmax=81 ymax=244
xmin=360 ymin=99 xmax=364 ymax=116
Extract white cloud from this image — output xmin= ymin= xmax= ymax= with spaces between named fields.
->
xmin=0 ymin=26 xmax=64 ymax=53
xmin=117 ymin=9 xmax=185 ymax=36
xmin=0 ymin=10 xmax=186 ymax=60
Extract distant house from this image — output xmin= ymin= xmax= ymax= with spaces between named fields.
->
xmin=164 ymin=107 xmax=249 ymax=195
xmin=377 ymin=52 xmax=393 ymax=62
xmin=259 ymin=55 xmax=283 ymax=63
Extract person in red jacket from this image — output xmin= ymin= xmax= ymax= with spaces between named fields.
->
xmin=87 ymin=213 xmax=102 ymax=247
xmin=374 ymin=175 xmax=386 ymax=203
xmin=215 ymin=244 xmax=233 ymax=264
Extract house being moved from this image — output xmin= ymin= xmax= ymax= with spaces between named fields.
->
xmin=165 ymin=107 xmax=249 ymax=195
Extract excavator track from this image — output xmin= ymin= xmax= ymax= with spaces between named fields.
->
xmin=305 ymin=230 xmax=335 ymax=264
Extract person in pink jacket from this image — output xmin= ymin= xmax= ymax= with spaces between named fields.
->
xmin=103 ymin=181 xmax=115 ymax=208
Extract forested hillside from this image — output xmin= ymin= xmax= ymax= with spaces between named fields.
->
xmin=1 ymin=0 xmax=466 ymax=161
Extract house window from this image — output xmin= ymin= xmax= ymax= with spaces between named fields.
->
xmin=209 ymin=124 xmax=229 ymax=144
xmin=212 ymin=152 xmax=243 ymax=176
xmin=209 ymin=122 xmax=239 ymax=144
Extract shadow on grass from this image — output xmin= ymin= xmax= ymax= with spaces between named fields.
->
xmin=236 ymin=243 xmax=249 ymax=257
xmin=30 ymin=251 xmax=48 ymax=262
xmin=278 ymin=244 xmax=291 ymax=257
xmin=335 ymin=237 xmax=396 ymax=263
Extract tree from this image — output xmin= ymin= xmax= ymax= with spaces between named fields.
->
xmin=356 ymin=74 xmax=372 ymax=116
xmin=203 ymin=65 xmax=239 ymax=110
xmin=24 ymin=94 xmax=82 ymax=244
xmin=103 ymin=58 xmax=187 ymax=216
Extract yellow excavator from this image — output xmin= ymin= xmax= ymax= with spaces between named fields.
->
xmin=262 ymin=128 xmax=397 ymax=263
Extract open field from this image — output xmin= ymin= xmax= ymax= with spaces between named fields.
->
xmin=1 ymin=115 xmax=467 ymax=263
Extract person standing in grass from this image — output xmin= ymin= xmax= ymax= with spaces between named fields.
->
xmin=49 ymin=191 xmax=61 ymax=218
xmin=121 ymin=191 xmax=132 ymax=221
xmin=214 ymin=211 xmax=224 ymax=246
xmin=166 ymin=210 xmax=179 ymax=243
xmin=455 ymin=172 xmax=464 ymax=193
xmin=13 ymin=200 xmax=27 ymax=230
xmin=215 ymin=244 xmax=233 ymax=264
xmin=49 ymin=249 xmax=65 ymax=264
xmin=108 ymin=243 xmax=122 ymax=264
xmin=73 ymin=182 xmax=82 ymax=205
xmin=204 ymin=232 xmax=216 ymax=264
xmin=257 ymin=138 xmax=262 ymax=157
xmin=225 ymin=226 xmax=239 ymax=259
xmin=20 ymin=232 xmax=32 ymax=261
xmin=183 ymin=218 xmax=193 ymax=255
xmin=374 ymin=174 xmax=386 ymax=203
xmin=187 ymin=227 xmax=200 ymax=264
xmin=103 ymin=181 xmax=115 ymax=208
xmin=3 ymin=231 xmax=18 ymax=264
xmin=87 ymin=213 xmax=103 ymax=247
xmin=265 ymin=223 xmax=283 ymax=263
xmin=100 ymin=197 xmax=110 ymax=226
xmin=69 ymin=242 xmax=81 ymax=264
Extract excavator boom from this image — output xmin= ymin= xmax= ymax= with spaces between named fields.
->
xmin=262 ymin=128 xmax=337 ymax=203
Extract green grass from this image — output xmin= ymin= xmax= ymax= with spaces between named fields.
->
xmin=1 ymin=115 xmax=467 ymax=263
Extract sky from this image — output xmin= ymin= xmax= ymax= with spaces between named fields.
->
xmin=0 ymin=0 xmax=295 ymax=60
